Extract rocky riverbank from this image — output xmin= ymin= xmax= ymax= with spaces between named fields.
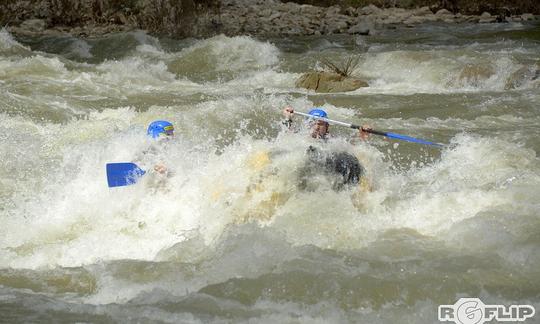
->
xmin=2 ymin=0 xmax=219 ymax=38
xmin=2 ymin=0 xmax=539 ymax=39
xmin=216 ymin=0 xmax=537 ymax=37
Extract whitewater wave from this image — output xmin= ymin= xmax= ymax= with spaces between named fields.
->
xmin=354 ymin=49 xmax=539 ymax=94
xmin=167 ymin=35 xmax=280 ymax=81
xmin=1 ymin=100 xmax=538 ymax=271
xmin=0 ymin=28 xmax=30 ymax=54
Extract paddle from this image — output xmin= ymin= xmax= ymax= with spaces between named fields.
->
xmin=293 ymin=111 xmax=444 ymax=148
xmin=106 ymin=163 xmax=146 ymax=188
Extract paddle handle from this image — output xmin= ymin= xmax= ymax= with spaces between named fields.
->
xmin=294 ymin=111 xmax=375 ymax=132
xmin=292 ymin=111 xmax=443 ymax=147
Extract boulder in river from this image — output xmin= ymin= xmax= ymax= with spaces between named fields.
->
xmin=295 ymin=71 xmax=368 ymax=93
xmin=414 ymin=7 xmax=433 ymax=16
xmin=458 ymin=64 xmax=495 ymax=87
xmin=505 ymin=64 xmax=540 ymax=89
xmin=521 ymin=13 xmax=535 ymax=21
xmin=479 ymin=12 xmax=496 ymax=23
xmin=435 ymin=9 xmax=452 ymax=16
xmin=348 ymin=22 xmax=370 ymax=35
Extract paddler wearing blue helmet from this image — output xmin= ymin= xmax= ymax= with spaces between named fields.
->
xmin=282 ymin=106 xmax=372 ymax=189
xmin=283 ymin=106 xmax=371 ymax=140
xmin=145 ymin=120 xmax=174 ymax=174
xmin=147 ymin=120 xmax=174 ymax=139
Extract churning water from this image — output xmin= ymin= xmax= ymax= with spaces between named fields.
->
xmin=0 ymin=22 xmax=539 ymax=323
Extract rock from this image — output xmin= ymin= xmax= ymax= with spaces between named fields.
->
xmin=344 ymin=7 xmax=357 ymax=17
xmin=395 ymin=11 xmax=413 ymax=21
xmin=269 ymin=12 xmax=281 ymax=21
xmin=300 ymin=4 xmax=321 ymax=16
xmin=389 ymin=7 xmax=407 ymax=14
xmin=259 ymin=8 xmax=272 ymax=17
xmin=348 ymin=22 xmax=370 ymax=35
xmin=479 ymin=12 xmax=496 ymax=23
xmin=435 ymin=9 xmax=452 ymax=16
xmin=279 ymin=2 xmax=300 ymax=14
xmin=325 ymin=18 xmax=349 ymax=34
xmin=359 ymin=5 xmax=382 ymax=16
xmin=295 ymin=71 xmax=368 ymax=93
xmin=479 ymin=17 xmax=496 ymax=23
xmin=318 ymin=75 xmax=368 ymax=93
xmin=298 ymin=16 xmax=311 ymax=28
xmin=521 ymin=13 xmax=534 ymax=21
xmin=296 ymin=72 xmax=320 ymax=90
xmin=283 ymin=27 xmax=303 ymax=35
xmin=454 ymin=16 xmax=467 ymax=23
xmin=20 ymin=19 xmax=46 ymax=32
xmin=305 ymin=27 xmax=315 ymax=35
xmin=458 ymin=64 xmax=495 ymax=86
xmin=505 ymin=66 xmax=539 ymax=89
xmin=385 ymin=16 xmax=404 ymax=24
xmin=325 ymin=5 xmax=341 ymax=16
xmin=309 ymin=19 xmax=321 ymax=27
xmin=377 ymin=11 xmax=390 ymax=19
xmin=4 ymin=0 xmax=535 ymax=39
xmin=115 ymin=12 xmax=128 ymax=25
xmin=414 ymin=6 xmax=432 ymax=16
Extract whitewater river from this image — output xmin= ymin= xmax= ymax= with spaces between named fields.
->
xmin=0 ymin=21 xmax=539 ymax=323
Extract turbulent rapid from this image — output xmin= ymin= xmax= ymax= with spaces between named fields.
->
xmin=0 ymin=22 xmax=539 ymax=323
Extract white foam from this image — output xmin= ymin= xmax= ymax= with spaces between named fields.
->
xmin=0 ymin=31 xmax=538 ymax=285
xmin=0 ymin=28 xmax=29 ymax=52
xmin=179 ymin=35 xmax=280 ymax=72
xmin=0 ymin=55 xmax=68 ymax=78
xmin=2 ymin=96 xmax=538 ymax=268
xmin=130 ymin=30 xmax=163 ymax=51
xmin=0 ymin=110 xmax=198 ymax=269
xmin=69 ymin=39 xmax=93 ymax=59
xmin=348 ymin=48 xmax=535 ymax=94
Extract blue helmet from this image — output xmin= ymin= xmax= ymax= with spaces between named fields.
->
xmin=147 ymin=120 xmax=174 ymax=139
xmin=308 ymin=108 xmax=328 ymax=118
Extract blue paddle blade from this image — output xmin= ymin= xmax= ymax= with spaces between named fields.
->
xmin=385 ymin=132 xmax=444 ymax=147
xmin=106 ymin=163 xmax=146 ymax=188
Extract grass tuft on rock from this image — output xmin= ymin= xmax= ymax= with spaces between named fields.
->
xmin=320 ymin=55 xmax=361 ymax=77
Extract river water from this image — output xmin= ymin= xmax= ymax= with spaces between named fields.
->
xmin=0 ymin=22 xmax=539 ymax=323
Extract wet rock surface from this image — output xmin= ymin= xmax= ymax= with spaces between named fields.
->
xmin=295 ymin=71 xmax=369 ymax=93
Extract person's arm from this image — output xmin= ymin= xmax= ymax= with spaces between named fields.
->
xmin=348 ymin=124 xmax=372 ymax=144
xmin=134 ymin=146 xmax=169 ymax=175
xmin=282 ymin=106 xmax=294 ymax=129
